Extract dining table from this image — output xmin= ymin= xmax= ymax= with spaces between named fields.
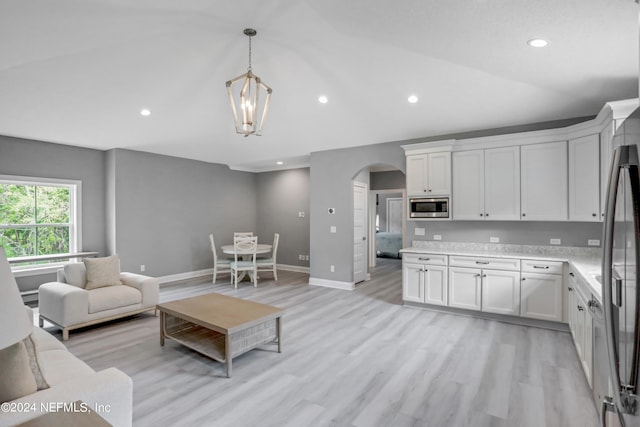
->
xmin=222 ymin=243 xmax=272 ymax=283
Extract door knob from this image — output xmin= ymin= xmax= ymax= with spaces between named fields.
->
xmin=362 ymin=236 xmax=366 ymax=241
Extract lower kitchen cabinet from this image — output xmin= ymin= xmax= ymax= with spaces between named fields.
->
xmin=482 ymin=270 xmax=521 ymax=315
xmin=520 ymin=272 xmax=563 ymax=322
xmin=448 ymin=267 xmax=482 ymax=310
xmin=402 ymin=262 xmax=448 ymax=306
xmin=567 ymin=270 xmax=593 ymax=386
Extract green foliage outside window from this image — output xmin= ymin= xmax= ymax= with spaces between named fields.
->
xmin=0 ymin=184 xmax=71 ymax=258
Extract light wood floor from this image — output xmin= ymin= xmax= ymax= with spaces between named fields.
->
xmin=43 ymin=258 xmax=599 ymax=427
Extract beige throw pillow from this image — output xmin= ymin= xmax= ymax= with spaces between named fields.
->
xmin=0 ymin=340 xmax=37 ymax=403
xmin=84 ymin=255 xmax=123 ymax=290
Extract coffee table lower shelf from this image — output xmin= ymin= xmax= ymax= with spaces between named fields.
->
xmin=160 ymin=312 xmax=280 ymax=377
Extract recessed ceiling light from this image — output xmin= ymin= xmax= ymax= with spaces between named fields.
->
xmin=408 ymin=95 xmax=418 ymax=104
xmin=318 ymin=95 xmax=328 ymax=104
xmin=527 ymin=39 xmax=548 ymax=48
xmin=140 ymin=109 xmax=151 ymax=116
xmin=276 ymin=161 xmax=284 ymax=165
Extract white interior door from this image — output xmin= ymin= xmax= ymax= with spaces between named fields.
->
xmin=353 ymin=182 xmax=368 ymax=284
xmin=386 ymin=198 xmax=402 ymax=234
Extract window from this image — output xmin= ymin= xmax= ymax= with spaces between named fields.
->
xmin=0 ymin=175 xmax=81 ymax=269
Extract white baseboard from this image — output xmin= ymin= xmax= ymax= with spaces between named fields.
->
xmin=158 ymin=264 xmax=309 ymax=285
xmin=277 ymin=264 xmax=310 ymax=273
xmin=309 ymin=277 xmax=354 ymax=291
xmin=158 ymin=268 xmax=213 ymax=285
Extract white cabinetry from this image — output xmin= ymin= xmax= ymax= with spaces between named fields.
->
xmin=448 ymin=256 xmax=520 ymax=315
xmin=521 ymin=141 xmax=568 ymax=221
xmin=452 ymin=146 xmax=520 ymax=220
xmin=600 ymin=120 xmax=615 ymax=220
xmin=520 ymin=259 xmax=564 ymax=322
xmin=402 ymin=253 xmax=448 ymax=306
xmin=569 ymin=134 xmax=600 ymax=221
xmin=406 ymin=152 xmax=451 ymax=196
xmin=567 ymin=269 xmax=594 ymax=386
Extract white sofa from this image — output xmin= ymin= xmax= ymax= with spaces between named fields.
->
xmin=38 ymin=262 xmax=159 ymax=340
xmin=0 ymin=307 xmax=133 ymax=427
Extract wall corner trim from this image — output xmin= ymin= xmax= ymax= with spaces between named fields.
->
xmin=309 ymin=277 xmax=355 ymax=291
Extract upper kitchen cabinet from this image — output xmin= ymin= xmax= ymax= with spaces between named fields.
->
xmin=406 ymin=152 xmax=451 ymax=196
xmin=453 ymin=147 xmax=520 ymax=220
xmin=521 ymin=141 xmax=568 ymax=221
xmin=569 ymin=134 xmax=600 ymax=222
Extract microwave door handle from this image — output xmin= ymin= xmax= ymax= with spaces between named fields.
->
xmin=602 ymin=145 xmax=627 ymax=410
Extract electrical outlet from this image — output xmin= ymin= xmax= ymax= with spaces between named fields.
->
xmin=490 ymin=237 xmax=499 ymax=243
xmin=298 ymin=254 xmax=303 ymax=260
xmin=330 ymin=265 xmax=335 ymax=272
xmin=588 ymin=239 xmax=600 ymax=246
xmin=298 ymin=211 xmax=305 ymax=218
xmin=330 ymin=226 xmax=337 ymax=233
xmin=433 ymin=235 xmax=442 ymax=241
xmin=140 ymin=264 xmax=145 ymax=272
xmin=550 ymin=238 xmax=561 ymax=245
xmin=415 ymin=228 xmax=425 ymax=236
xmin=305 ymin=255 xmax=309 ymax=261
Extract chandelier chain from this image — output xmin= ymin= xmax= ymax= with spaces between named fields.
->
xmin=247 ymin=36 xmax=252 ymax=71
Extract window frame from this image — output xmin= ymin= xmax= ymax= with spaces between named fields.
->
xmin=0 ymin=174 xmax=82 ymax=276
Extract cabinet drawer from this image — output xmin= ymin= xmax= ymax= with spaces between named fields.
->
xmin=521 ymin=259 xmax=564 ymax=275
xmin=402 ymin=253 xmax=447 ymax=265
xmin=449 ymin=255 xmax=520 ymax=271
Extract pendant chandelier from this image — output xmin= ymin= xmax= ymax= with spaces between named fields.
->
xmin=226 ymin=28 xmax=272 ymax=137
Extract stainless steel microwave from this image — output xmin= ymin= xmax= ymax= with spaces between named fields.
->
xmin=409 ymin=197 xmax=449 ymax=218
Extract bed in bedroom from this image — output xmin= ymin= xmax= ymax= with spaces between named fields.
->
xmin=375 ymin=232 xmax=402 ymax=258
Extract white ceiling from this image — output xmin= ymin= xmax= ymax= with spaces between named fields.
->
xmin=0 ymin=0 xmax=638 ymax=172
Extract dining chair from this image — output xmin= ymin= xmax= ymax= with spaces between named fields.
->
xmin=257 ymin=233 xmax=279 ymax=281
xmin=230 ymin=236 xmax=258 ymax=288
xmin=233 ymin=232 xmax=253 ymax=239
xmin=209 ymin=234 xmax=231 ymax=284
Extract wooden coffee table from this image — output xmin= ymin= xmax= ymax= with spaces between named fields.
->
xmin=157 ymin=293 xmax=283 ymax=378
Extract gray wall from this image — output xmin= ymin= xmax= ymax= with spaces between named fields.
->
xmin=0 ymin=136 xmax=107 ymax=290
xmin=371 ymin=170 xmax=406 ymax=190
xmin=256 ymin=168 xmax=310 ymax=267
xmin=107 ymin=149 xmax=258 ymax=276
xmin=309 ymin=116 xmax=596 ymax=284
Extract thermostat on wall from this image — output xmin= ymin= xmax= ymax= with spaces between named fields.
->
xmin=328 ymin=208 xmax=336 ymax=214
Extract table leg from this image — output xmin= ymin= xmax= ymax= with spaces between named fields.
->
xmin=159 ymin=311 xmax=165 ymax=346
xmin=225 ymin=334 xmax=232 ymax=378
xmin=276 ymin=317 xmax=282 ymax=353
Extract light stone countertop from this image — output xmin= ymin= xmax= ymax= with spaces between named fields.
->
xmin=400 ymin=241 xmax=604 ymax=302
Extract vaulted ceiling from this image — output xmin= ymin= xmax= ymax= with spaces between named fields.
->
xmin=0 ymin=0 xmax=637 ymax=171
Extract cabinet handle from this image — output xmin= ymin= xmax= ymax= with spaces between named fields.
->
xmin=568 ymin=286 xmax=573 ymax=291
xmin=475 ymin=261 xmax=489 ymax=265
xmin=482 ymin=274 xmax=487 ymax=278
xmin=522 ymin=277 xmax=527 ymax=281
xmin=480 ymin=213 xmax=484 ymax=217
xmin=475 ymin=274 xmax=481 ymax=278
xmin=577 ymin=305 xmax=584 ymax=311
xmin=569 ymin=272 xmax=575 ymax=277
xmin=485 ymin=213 xmax=489 ymax=217
xmin=418 ymin=257 xmax=430 ymax=261
xmin=592 ymin=213 xmax=597 ymax=217
xmin=533 ymin=265 xmax=549 ymax=269
xmin=522 ymin=213 xmax=526 ymax=217
xmin=428 ymin=189 xmax=432 ymax=192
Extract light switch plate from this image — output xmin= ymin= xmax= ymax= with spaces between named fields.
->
xmin=415 ymin=228 xmax=425 ymax=236
xmin=550 ymin=238 xmax=561 ymax=245
xmin=490 ymin=237 xmax=499 ymax=243
xmin=330 ymin=226 xmax=337 ymax=233
xmin=587 ymin=239 xmax=600 ymax=246
xmin=433 ymin=235 xmax=442 ymax=241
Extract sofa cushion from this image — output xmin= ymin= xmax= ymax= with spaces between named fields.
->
xmin=88 ymin=285 xmax=142 ymax=314
xmin=0 ymin=340 xmax=37 ymax=402
xmin=63 ymin=262 xmax=87 ymax=288
xmin=84 ymin=255 xmax=123 ymax=290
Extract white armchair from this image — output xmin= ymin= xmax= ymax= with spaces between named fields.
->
xmin=38 ymin=257 xmax=159 ymax=340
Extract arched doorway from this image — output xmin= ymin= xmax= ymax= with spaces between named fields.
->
xmin=352 ymin=164 xmax=406 ymax=285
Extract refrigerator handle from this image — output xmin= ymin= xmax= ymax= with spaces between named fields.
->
xmin=627 ymin=161 xmax=640 ymax=396
xmin=602 ymin=145 xmax=626 ymax=415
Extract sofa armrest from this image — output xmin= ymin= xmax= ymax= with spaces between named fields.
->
xmin=38 ymin=282 xmax=89 ymax=327
xmin=0 ymin=368 xmax=133 ymax=427
xmin=119 ymin=272 xmax=159 ymax=308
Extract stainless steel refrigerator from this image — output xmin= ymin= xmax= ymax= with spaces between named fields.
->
xmin=602 ymin=107 xmax=640 ymax=426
